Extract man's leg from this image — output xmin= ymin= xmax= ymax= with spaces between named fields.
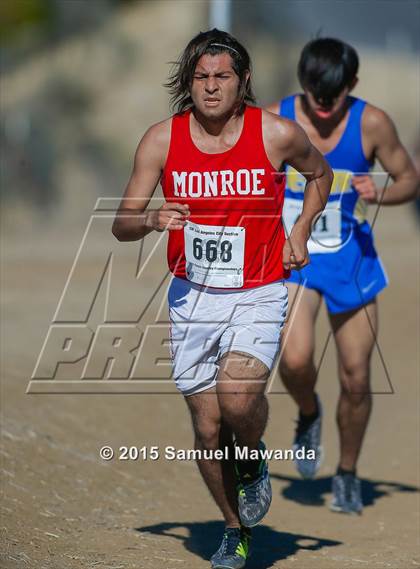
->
xmin=186 ymin=352 xmax=270 ymax=526
xmin=280 ymin=283 xmax=322 ymax=415
xmin=217 ymin=351 xmax=272 ymax=528
xmin=328 ymin=299 xmax=377 ymax=514
xmin=279 ymin=283 xmax=324 ymax=478
xmin=185 ymin=388 xmax=240 ymax=528
xmin=186 ymin=352 xmax=269 ymax=569
xmin=329 ymin=299 xmax=377 ymax=471
xmin=180 ymin=281 xmax=287 ymax=566
xmin=217 ymin=350 xmax=269 ymax=449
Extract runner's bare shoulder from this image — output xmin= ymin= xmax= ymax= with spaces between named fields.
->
xmin=362 ymin=104 xmax=398 ymax=139
xmin=361 ymin=104 xmax=399 ymax=157
xmin=135 ymin=117 xmax=172 ymax=169
xmin=261 ymin=109 xmax=309 ymax=163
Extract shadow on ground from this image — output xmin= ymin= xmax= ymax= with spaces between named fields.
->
xmin=271 ymin=473 xmax=420 ymax=507
xmin=135 ymin=521 xmax=341 ymax=568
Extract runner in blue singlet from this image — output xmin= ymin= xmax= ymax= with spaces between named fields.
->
xmin=266 ymin=37 xmax=419 ymax=514
xmin=279 ymin=94 xmax=387 ymax=313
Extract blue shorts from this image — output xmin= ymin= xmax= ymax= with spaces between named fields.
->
xmin=287 ymin=224 xmax=388 ymax=314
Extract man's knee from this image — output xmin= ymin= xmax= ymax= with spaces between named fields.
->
xmin=192 ymin=419 xmax=221 ymax=451
xmin=219 ymin=392 xmax=264 ymax=425
xmin=280 ymin=350 xmax=314 ymax=381
xmin=339 ymin=359 xmax=371 ymax=403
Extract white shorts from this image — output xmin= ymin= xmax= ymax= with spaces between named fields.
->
xmin=168 ymin=277 xmax=288 ymax=396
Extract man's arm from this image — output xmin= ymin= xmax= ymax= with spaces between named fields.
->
xmin=353 ymin=106 xmax=420 ymax=205
xmin=283 ymin=121 xmax=333 ymax=234
xmin=112 ymin=120 xmax=189 ymax=241
xmin=263 ymin=111 xmax=333 ymax=270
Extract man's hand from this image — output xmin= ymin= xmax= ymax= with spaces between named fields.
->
xmin=146 ymin=203 xmax=190 ymax=231
xmin=283 ymin=223 xmax=310 ymax=271
xmin=352 ymin=175 xmax=379 ymax=204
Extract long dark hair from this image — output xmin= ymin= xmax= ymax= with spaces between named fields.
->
xmin=165 ymin=29 xmax=256 ymax=115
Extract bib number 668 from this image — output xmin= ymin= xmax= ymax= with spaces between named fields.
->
xmin=193 ymin=238 xmax=232 ymax=263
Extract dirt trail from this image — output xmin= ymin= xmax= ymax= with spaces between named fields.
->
xmin=1 ymin=204 xmax=419 ymax=569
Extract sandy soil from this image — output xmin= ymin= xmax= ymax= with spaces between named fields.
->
xmin=1 ymin=203 xmax=419 ymax=569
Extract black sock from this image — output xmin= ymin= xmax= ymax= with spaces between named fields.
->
xmin=298 ymin=396 xmax=320 ymax=428
xmin=336 ymin=466 xmax=356 ymax=477
xmin=235 ymin=443 xmax=263 ymax=479
xmin=236 ymin=458 xmax=261 ymax=479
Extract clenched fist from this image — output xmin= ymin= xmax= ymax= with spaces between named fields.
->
xmin=147 ymin=202 xmax=190 ymax=231
xmin=352 ymin=175 xmax=379 ymax=204
xmin=283 ymin=223 xmax=310 ymax=271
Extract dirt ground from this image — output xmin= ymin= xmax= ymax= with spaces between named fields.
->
xmin=1 ymin=203 xmax=419 ymax=569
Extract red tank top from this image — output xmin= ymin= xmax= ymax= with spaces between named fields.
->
xmin=161 ymin=105 xmax=289 ymax=289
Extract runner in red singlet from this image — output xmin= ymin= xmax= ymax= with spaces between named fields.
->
xmin=113 ymin=29 xmax=332 ymax=569
xmin=162 ymin=104 xmax=288 ymax=288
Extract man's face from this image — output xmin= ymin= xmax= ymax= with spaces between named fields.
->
xmin=190 ymin=53 xmax=244 ymax=119
xmin=303 ymin=86 xmax=352 ymax=120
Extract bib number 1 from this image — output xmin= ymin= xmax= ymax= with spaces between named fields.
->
xmin=283 ymin=198 xmax=343 ymax=254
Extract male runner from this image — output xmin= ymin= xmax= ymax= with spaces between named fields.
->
xmin=113 ymin=30 xmax=332 ymax=568
xmin=266 ymin=37 xmax=419 ymax=515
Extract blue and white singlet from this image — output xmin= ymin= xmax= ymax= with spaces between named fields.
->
xmin=279 ymin=94 xmax=388 ymax=313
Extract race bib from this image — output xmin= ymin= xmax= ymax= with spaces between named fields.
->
xmin=283 ymin=198 xmax=343 ymax=254
xmin=184 ymin=222 xmax=245 ymax=288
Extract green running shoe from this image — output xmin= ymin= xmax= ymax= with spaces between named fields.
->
xmin=210 ymin=526 xmax=251 ymax=569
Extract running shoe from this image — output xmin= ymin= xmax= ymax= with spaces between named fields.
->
xmin=330 ymin=472 xmax=363 ymax=514
xmin=210 ymin=526 xmax=251 ymax=569
xmin=293 ymin=394 xmax=323 ymax=479
xmin=235 ymin=441 xmax=272 ymax=527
